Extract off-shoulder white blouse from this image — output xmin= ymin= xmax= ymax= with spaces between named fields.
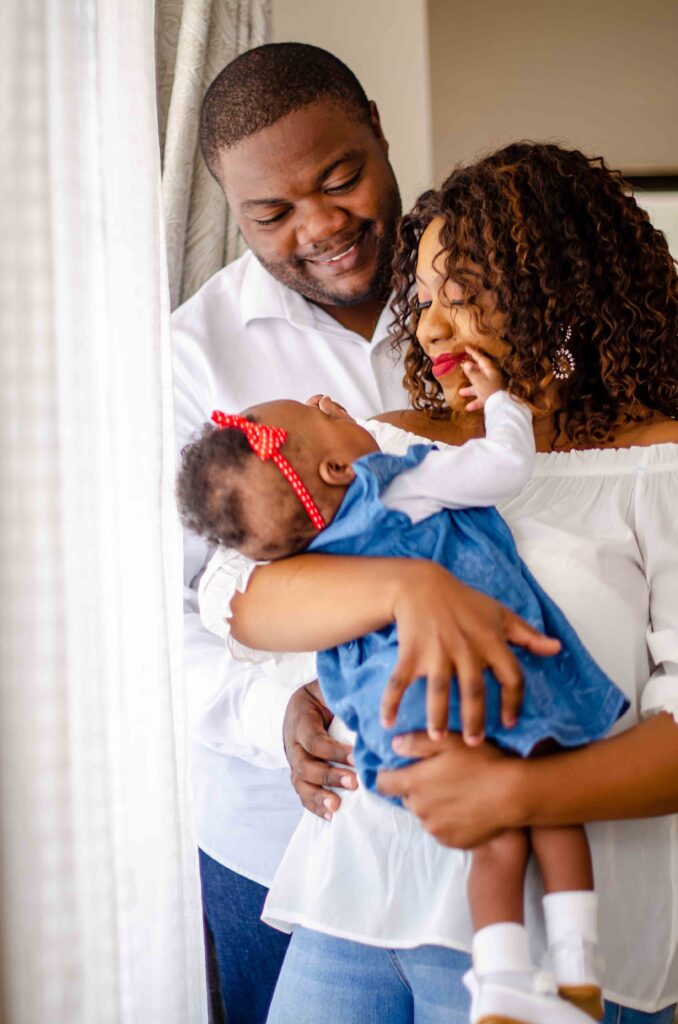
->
xmin=201 ymin=421 xmax=678 ymax=1013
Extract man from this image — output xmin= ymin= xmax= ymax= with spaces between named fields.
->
xmin=173 ymin=43 xmax=544 ymax=1024
xmin=173 ymin=43 xmax=406 ymax=1024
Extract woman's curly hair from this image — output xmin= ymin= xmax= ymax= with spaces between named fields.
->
xmin=390 ymin=142 xmax=678 ymax=446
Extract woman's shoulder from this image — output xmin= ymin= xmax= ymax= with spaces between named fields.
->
xmin=608 ymin=412 xmax=678 ymax=448
xmin=373 ymin=409 xmax=467 ymax=444
xmin=373 ymin=409 xmax=430 ymax=431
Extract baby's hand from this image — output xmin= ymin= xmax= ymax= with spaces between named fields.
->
xmin=458 ymin=346 xmax=504 ymax=411
xmin=306 ymin=394 xmax=356 ymax=422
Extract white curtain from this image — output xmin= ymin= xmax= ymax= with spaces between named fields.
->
xmin=157 ymin=0 xmax=270 ymax=309
xmin=0 ymin=2 xmax=207 ymax=1022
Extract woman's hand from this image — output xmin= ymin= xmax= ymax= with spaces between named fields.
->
xmin=378 ymin=713 xmax=678 ymax=847
xmin=283 ymin=681 xmax=358 ymax=820
xmin=377 ymin=732 xmax=519 ymax=848
xmin=232 ymin=556 xmax=561 ymax=749
xmin=381 ymin=565 xmax=561 ymax=744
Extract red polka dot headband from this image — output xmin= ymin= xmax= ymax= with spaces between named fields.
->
xmin=211 ymin=411 xmax=326 ymax=531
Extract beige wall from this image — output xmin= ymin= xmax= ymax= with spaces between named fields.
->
xmin=270 ymin=1 xmax=678 ymax=252
xmin=428 ymin=0 xmax=678 ymax=182
xmin=271 ymin=0 xmax=433 ymax=209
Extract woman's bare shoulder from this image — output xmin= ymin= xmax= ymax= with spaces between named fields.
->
xmin=373 ymin=409 xmax=427 ymax=430
xmin=612 ymin=413 xmax=678 ymax=447
xmin=372 ymin=409 xmax=466 ymax=443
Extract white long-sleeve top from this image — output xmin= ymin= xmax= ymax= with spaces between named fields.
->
xmin=172 ymin=250 xmax=409 ymax=884
xmin=200 ymin=418 xmax=678 ymax=1013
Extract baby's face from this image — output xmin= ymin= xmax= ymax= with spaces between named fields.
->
xmin=242 ymin=397 xmax=379 ymax=466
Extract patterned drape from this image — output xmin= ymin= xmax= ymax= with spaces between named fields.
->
xmin=156 ymin=0 xmax=270 ymax=309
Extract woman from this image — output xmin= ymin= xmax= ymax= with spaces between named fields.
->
xmin=216 ymin=143 xmax=678 ymax=1022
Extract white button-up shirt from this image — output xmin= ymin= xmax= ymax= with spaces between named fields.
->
xmin=172 ymin=250 xmax=409 ymax=884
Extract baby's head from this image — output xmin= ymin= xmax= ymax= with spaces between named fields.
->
xmin=177 ymin=397 xmax=379 ymax=560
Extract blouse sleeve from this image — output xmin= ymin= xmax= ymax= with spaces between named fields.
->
xmin=634 ymin=457 xmax=678 ymax=724
xmin=198 ymin=546 xmax=277 ymax=662
xmin=380 ymin=392 xmax=535 ymax=520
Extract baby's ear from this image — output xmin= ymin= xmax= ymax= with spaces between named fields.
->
xmin=318 ymin=458 xmax=356 ymax=487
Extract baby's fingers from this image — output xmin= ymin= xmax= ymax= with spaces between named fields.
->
xmin=464 ymin=346 xmax=493 ymax=372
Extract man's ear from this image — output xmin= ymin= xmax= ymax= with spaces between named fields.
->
xmin=318 ymin=458 xmax=356 ymax=487
xmin=368 ymin=100 xmax=389 ymax=156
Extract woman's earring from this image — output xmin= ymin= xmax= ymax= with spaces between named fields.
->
xmin=551 ymin=325 xmax=576 ymax=380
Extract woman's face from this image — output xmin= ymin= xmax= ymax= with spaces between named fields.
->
xmin=414 ymin=217 xmax=507 ymax=413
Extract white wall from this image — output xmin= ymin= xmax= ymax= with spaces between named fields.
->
xmin=637 ymin=192 xmax=678 ymax=261
xmin=271 ymin=0 xmax=433 ymax=210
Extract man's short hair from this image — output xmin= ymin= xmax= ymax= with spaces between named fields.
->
xmin=199 ymin=42 xmax=372 ymax=179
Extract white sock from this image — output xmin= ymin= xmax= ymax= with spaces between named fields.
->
xmin=543 ymin=891 xmax=601 ymax=987
xmin=473 ymin=923 xmax=535 ymax=993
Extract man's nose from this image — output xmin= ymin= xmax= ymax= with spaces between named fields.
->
xmin=295 ymin=198 xmax=350 ymax=250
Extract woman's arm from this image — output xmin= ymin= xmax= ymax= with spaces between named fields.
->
xmin=377 ymin=712 xmax=678 ymax=848
xmin=231 ymin=555 xmax=561 ymax=743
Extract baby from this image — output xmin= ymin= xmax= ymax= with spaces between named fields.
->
xmin=177 ymin=351 xmax=627 ymax=1024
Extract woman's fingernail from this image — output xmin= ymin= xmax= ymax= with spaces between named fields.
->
xmin=503 ymin=715 xmax=517 ymax=728
xmin=340 ymin=774 xmax=354 ymax=789
xmin=392 ymin=736 xmax=405 ymax=751
xmin=346 ymin=752 xmax=355 ymax=766
xmin=323 ymin=813 xmax=333 ymax=821
xmin=464 ymin=732 xmax=483 ymax=747
xmin=323 ymin=797 xmax=334 ymax=810
xmin=429 ymin=728 xmax=444 ymax=741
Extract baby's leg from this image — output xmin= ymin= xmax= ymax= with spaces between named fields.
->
xmin=467 ymin=830 xmax=536 ymax=994
xmin=531 ymin=825 xmax=603 ymax=1021
xmin=468 ymin=828 xmax=530 ymax=930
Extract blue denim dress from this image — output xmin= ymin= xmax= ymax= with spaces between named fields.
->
xmin=308 ymin=444 xmax=629 ymax=803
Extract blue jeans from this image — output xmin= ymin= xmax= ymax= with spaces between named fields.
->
xmin=199 ymin=849 xmax=290 ymax=1024
xmin=267 ymin=927 xmax=677 ymax=1024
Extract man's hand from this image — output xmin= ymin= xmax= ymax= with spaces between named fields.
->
xmin=377 ymin=732 xmax=520 ymax=848
xmin=380 ymin=563 xmax=561 ymax=745
xmin=283 ymin=681 xmax=358 ymax=820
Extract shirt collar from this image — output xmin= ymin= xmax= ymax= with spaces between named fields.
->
xmin=240 ymin=250 xmax=395 ymax=346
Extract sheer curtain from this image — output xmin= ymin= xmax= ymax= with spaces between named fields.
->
xmin=0 ymin=2 xmax=206 ymax=1022
xmin=156 ymin=0 xmax=270 ymax=309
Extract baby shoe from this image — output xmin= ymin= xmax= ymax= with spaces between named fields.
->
xmin=463 ymin=967 xmax=599 ymax=1024
xmin=550 ymin=935 xmax=604 ymax=1020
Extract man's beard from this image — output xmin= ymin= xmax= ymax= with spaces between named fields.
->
xmin=254 ymin=190 xmax=402 ymax=309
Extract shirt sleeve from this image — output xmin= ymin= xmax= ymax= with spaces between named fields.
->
xmin=174 ymin=319 xmax=315 ymax=769
xmin=634 ymin=464 xmax=678 ymax=725
xmin=381 ymin=391 xmax=536 ymax=521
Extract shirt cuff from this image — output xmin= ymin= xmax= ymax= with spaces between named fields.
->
xmin=241 ymin=656 xmax=318 ymax=766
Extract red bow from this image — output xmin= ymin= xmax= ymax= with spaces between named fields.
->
xmin=211 ymin=410 xmax=326 ymax=531
xmin=211 ymin=412 xmax=288 ymax=460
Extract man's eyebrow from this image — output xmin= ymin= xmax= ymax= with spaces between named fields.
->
xmin=318 ymin=149 xmax=364 ymax=182
xmin=241 ymin=196 xmax=288 ymax=211
xmin=240 ymin=150 xmax=364 ymax=211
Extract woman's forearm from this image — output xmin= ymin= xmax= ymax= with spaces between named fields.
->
xmin=514 ymin=712 xmax=678 ymax=826
xmin=378 ymin=712 xmax=678 ymax=850
xmin=230 ymin=554 xmax=437 ymax=651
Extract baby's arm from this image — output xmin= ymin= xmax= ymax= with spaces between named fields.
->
xmin=383 ymin=349 xmax=535 ymax=519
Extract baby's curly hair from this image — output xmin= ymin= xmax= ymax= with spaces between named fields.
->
xmin=177 ymin=420 xmax=316 ymax=560
xmin=391 ymin=142 xmax=678 ymax=446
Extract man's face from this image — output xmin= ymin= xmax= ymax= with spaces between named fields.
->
xmin=214 ymin=100 xmax=402 ymax=309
